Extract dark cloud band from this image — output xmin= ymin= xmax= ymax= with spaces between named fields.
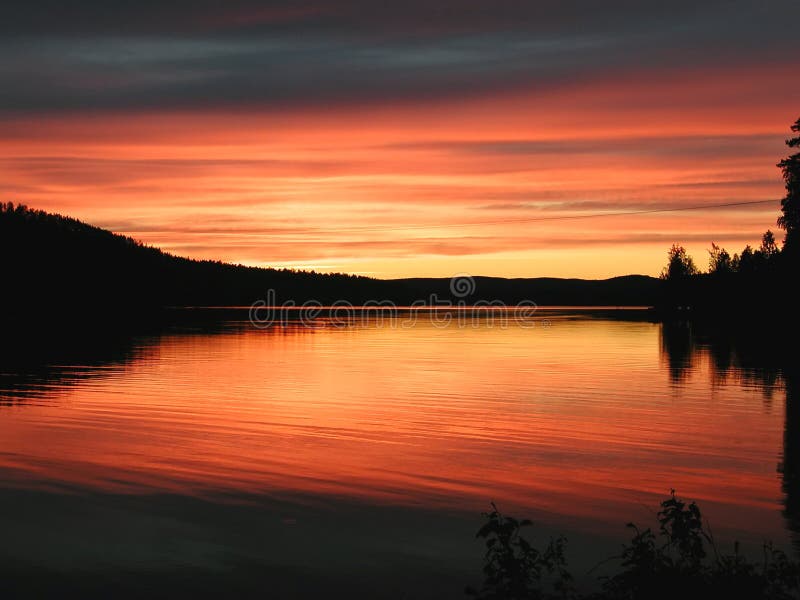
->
xmin=1 ymin=0 xmax=797 ymax=114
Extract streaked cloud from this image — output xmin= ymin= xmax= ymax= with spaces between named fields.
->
xmin=0 ymin=0 xmax=797 ymax=277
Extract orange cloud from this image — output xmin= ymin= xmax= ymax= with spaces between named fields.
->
xmin=0 ymin=61 xmax=795 ymax=278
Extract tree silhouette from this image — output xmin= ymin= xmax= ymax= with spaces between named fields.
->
xmin=661 ymin=244 xmax=698 ymax=280
xmin=760 ymin=230 xmax=780 ymax=260
xmin=777 ymin=117 xmax=800 ymax=253
xmin=708 ymin=243 xmax=733 ymax=275
xmin=736 ymin=245 xmax=755 ymax=273
xmin=655 ymin=119 xmax=800 ymax=314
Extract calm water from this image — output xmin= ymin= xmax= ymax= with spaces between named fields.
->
xmin=0 ymin=310 xmax=795 ymax=597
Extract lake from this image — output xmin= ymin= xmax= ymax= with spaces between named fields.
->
xmin=0 ymin=309 xmax=795 ymax=597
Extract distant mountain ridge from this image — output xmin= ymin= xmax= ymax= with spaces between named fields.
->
xmin=391 ymin=275 xmax=660 ymax=306
xmin=1 ymin=204 xmax=662 ymax=312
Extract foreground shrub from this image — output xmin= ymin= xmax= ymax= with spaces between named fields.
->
xmin=469 ymin=491 xmax=800 ymax=600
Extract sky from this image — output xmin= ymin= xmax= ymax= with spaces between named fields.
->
xmin=1 ymin=0 xmax=799 ymax=279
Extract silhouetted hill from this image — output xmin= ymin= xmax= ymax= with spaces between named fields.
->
xmin=391 ymin=275 xmax=660 ymax=306
xmin=1 ymin=204 xmax=662 ymax=313
xmin=0 ymin=203 xmax=381 ymax=312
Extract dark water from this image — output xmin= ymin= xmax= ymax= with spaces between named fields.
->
xmin=0 ymin=310 xmax=796 ymax=597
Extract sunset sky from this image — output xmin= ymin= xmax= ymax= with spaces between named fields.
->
xmin=2 ymin=0 xmax=799 ymax=279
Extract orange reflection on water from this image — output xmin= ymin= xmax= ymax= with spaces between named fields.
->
xmin=0 ymin=314 xmax=788 ymax=543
